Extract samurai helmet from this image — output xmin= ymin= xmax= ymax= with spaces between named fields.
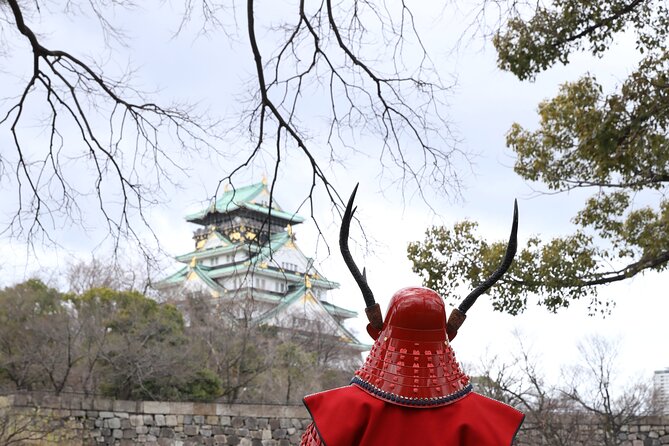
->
xmin=340 ymin=185 xmax=519 ymax=407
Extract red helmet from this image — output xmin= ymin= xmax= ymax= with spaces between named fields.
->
xmin=352 ymin=287 xmax=471 ymax=407
xmin=340 ymin=185 xmax=518 ymax=408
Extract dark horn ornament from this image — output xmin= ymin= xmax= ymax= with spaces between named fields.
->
xmin=339 ymin=184 xmax=383 ymax=334
xmin=446 ymin=199 xmax=519 ymax=341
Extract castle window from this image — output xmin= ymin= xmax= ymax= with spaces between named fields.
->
xmin=254 ymin=277 xmax=266 ymax=289
xmin=282 ymin=262 xmax=298 ymax=272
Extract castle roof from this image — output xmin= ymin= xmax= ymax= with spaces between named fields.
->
xmin=185 ymin=182 xmax=305 ymax=225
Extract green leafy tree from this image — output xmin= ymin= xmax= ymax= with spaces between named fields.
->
xmin=76 ymin=288 xmax=220 ymax=401
xmin=408 ymin=0 xmax=669 ymax=314
xmin=0 ymin=280 xmax=81 ymax=394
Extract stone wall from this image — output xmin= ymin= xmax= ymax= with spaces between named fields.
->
xmin=0 ymin=392 xmax=310 ymax=445
xmin=3 ymin=392 xmax=669 ymax=446
xmin=515 ymin=416 xmax=669 ymax=446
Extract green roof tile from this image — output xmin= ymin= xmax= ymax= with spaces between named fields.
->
xmin=185 ymin=182 xmax=304 ymax=223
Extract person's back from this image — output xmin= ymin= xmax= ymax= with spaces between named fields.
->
xmin=300 ymin=187 xmax=524 ymax=446
xmin=299 ymin=288 xmax=524 ymax=446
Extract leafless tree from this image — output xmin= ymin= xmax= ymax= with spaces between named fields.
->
xmin=181 ymin=294 xmax=275 ymax=403
xmin=472 ymin=333 xmax=653 ymax=446
xmin=1 ymin=0 xmax=465 ymax=259
xmin=562 ymin=336 xmax=654 ymax=446
xmin=65 ymin=255 xmax=151 ymax=295
xmin=471 ymin=339 xmax=583 ymax=446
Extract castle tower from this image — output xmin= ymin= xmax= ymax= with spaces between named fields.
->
xmin=156 ymin=181 xmax=367 ymax=358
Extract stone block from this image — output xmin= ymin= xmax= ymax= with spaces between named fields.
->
xmin=144 ymin=415 xmax=155 ymax=425
xmin=113 ymin=400 xmax=138 ymax=413
xmin=240 ymin=439 xmax=252 ymax=446
xmin=170 ymin=401 xmax=194 ymax=415
xmin=123 ymin=428 xmax=135 ymax=439
xmin=206 ymin=415 xmax=219 ymax=425
xmin=272 ymin=428 xmax=286 ymax=439
xmin=165 ymin=415 xmax=178 ymax=426
xmin=113 ymin=428 xmax=123 ymax=438
xmin=227 ymin=435 xmax=241 ymax=445
xmin=262 ymin=429 xmax=272 ymax=440
xmin=93 ymin=399 xmax=113 ymax=411
xmin=251 ymin=430 xmax=263 ymax=439
xmin=41 ymin=393 xmax=62 ymax=408
xmin=130 ymin=414 xmax=144 ymax=427
xmin=193 ymin=402 xmax=217 ymax=416
xmin=184 ymin=424 xmax=199 ymax=436
xmin=232 ymin=416 xmax=245 ymax=428
xmin=106 ymin=418 xmax=122 ymax=429
xmin=100 ymin=411 xmax=114 ymax=418
xmin=244 ymin=417 xmax=258 ymax=430
xmin=137 ymin=426 xmax=149 ymax=435
xmin=10 ymin=394 xmax=27 ymax=406
xmin=66 ymin=396 xmax=83 ymax=410
xmin=155 ymin=414 xmax=166 ymax=426
xmin=220 ymin=416 xmax=231 ymax=426
xmin=160 ymin=427 xmax=175 ymax=438
xmin=143 ymin=401 xmax=170 ymax=414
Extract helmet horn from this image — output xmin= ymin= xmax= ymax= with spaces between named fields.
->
xmin=340 ymin=185 xmax=383 ymax=331
xmin=447 ymin=200 xmax=519 ymax=341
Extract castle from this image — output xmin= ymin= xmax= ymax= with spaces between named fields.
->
xmin=155 ymin=181 xmax=367 ymax=360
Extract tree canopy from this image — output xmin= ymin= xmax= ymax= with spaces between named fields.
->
xmin=0 ymin=272 xmax=353 ymax=403
xmin=408 ymin=0 xmax=669 ymax=314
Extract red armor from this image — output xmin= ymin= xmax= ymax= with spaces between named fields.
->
xmin=300 ymin=287 xmax=524 ymax=446
xmin=300 ymin=187 xmax=524 ymax=445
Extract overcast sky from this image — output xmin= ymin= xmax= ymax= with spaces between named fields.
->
xmin=1 ymin=1 xmax=667 ymax=383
